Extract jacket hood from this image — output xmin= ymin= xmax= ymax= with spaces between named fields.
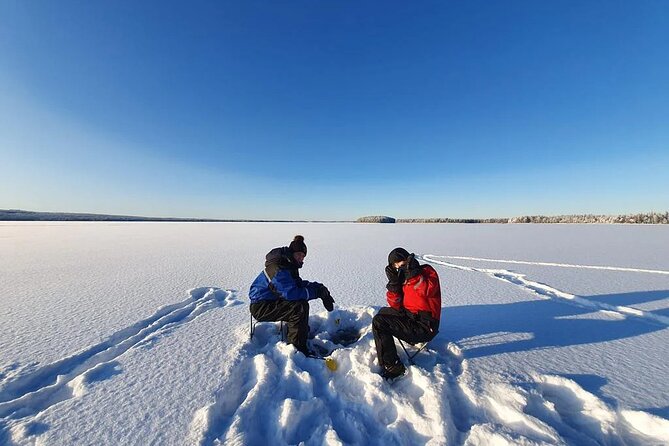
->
xmin=264 ymin=246 xmax=302 ymax=281
xmin=265 ymin=246 xmax=300 ymax=269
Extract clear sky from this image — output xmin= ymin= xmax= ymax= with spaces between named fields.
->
xmin=1 ymin=1 xmax=668 ymax=220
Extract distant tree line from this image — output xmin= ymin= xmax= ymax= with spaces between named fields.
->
xmin=0 ymin=209 xmax=332 ymax=223
xmin=358 ymin=212 xmax=669 ymax=224
xmin=506 ymin=212 xmax=669 ymax=224
xmin=397 ymin=217 xmax=508 ymax=223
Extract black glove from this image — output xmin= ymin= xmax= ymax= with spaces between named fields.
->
xmin=318 ymin=285 xmax=335 ymax=312
xmin=385 ymin=264 xmax=405 ymax=294
xmin=399 ymin=254 xmax=422 ymax=280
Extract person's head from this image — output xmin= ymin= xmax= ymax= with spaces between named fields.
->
xmin=388 ymin=247 xmax=411 ymax=269
xmin=289 ymin=235 xmax=307 ymax=266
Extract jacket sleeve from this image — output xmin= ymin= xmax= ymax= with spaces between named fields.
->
xmin=386 ymin=290 xmax=403 ymax=310
xmin=273 ymin=270 xmax=319 ymax=301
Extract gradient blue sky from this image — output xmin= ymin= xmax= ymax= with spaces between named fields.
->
xmin=1 ymin=1 xmax=668 ymax=220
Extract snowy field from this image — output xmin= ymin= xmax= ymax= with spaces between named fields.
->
xmin=1 ymin=222 xmax=668 ymax=446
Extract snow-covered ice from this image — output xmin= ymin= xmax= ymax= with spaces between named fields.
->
xmin=1 ymin=222 xmax=668 ymax=445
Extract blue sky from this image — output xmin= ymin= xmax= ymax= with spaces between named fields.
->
xmin=1 ymin=1 xmax=668 ymax=220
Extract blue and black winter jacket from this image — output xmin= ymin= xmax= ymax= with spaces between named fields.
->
xmin=249 ymin=247 xmax=322 ymax=303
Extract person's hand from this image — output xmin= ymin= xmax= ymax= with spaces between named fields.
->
xmin=385 ymin=265 xmax=404 ymax=293
xmin=402 ymin=253 xmax=422 ymax=279
xmin=385 ymin=264 xmax=398 ymax=281
xmin=318 ymin=285 xmax=335 ymax=312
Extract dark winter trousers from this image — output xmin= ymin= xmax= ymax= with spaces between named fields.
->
xmin=372 ymin=307 xmax=436 ymax=368
xmin=250 ymin=299 xmax=309 ymax=353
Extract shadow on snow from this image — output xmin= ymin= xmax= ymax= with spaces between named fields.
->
xmin=442 ymin=289 xmax=669 ymax=418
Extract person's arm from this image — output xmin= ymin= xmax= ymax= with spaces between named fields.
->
xmin=385 ymin=265 xmax=404 ymax=309
xmin=272 ymin=269 xmax=316 ymax=300
xmin=386 ymin=290 xmax=403 ymax=309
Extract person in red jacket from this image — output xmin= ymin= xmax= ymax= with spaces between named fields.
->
xmin=373 ymin=247 xmax=442 ymax=380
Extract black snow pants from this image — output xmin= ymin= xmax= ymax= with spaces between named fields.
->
xmin=372 ymin=307 xmax=436 ymax=368
xmin=250 ymin=299 xmax=309 ymax=353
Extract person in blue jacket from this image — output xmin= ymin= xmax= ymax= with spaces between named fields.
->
xmin=249 ymin=235 xmax=335 ymax=355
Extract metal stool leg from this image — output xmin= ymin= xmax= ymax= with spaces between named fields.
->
xmin=250 ymin=314 xmax=258 ymax=340
xmin=250 ymin=315 xmax=286 ymax=342
xmin=398 ymin=339 xmax=429 ymax=365
xmin=398 ymin=339 xmax=411 ymax=363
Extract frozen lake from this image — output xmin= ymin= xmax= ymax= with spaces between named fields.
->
xmin=1 ymin=222 xmax=668 ymax=445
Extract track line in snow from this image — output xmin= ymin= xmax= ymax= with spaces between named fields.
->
xmin=0 ymin=287 xmax=242 ymax=438
xmin=422 ymin=255 xmax=669 ymax=327
xmin=428 ymin=255 xmax=669 ymax=275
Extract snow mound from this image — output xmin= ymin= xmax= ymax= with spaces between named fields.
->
xmin=188 ymin=305 xmax=668 ymax=446
xmin=462 ymin=373 xmax=669 ymax=446
xmin=188 ymin=307 xmax=462 ymax=445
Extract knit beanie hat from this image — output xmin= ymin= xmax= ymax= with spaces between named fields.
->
xmin=289 ymin=235 xmax=307 ymax=255
xmin=388 ymin=247 xmax=410 ymax=265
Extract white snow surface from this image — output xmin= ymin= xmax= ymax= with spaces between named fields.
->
xmin=1 ymin=222 xmax=668 ymax=445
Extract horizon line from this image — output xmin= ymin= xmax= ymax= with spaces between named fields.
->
xmin=1 ymin=209 xmax=668 ymax=224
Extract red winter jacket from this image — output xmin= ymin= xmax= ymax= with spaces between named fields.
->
xmin=387 ymin=264 xmax=442 ymax=325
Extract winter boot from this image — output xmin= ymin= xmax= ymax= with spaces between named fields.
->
xmin=381 ymin=360 xmax=406 ymax=380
